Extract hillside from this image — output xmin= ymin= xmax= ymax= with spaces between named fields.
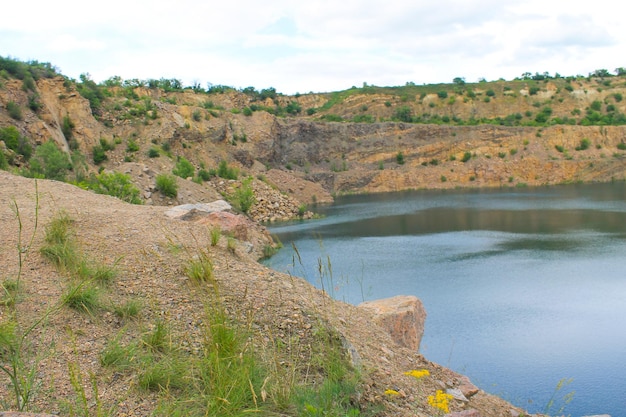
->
xmin=1 ymin=59 xmax=626 ymax=211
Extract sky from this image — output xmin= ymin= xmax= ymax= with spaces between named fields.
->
xmin=1 ymin=0 xmax=623 ymax=94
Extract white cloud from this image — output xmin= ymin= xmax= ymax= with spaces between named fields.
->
xmin=1 ymin=0 xmax=624 ymax=93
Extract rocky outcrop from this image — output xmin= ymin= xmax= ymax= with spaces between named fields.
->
xmin=359 ymin=295 xmax=426 ymax=351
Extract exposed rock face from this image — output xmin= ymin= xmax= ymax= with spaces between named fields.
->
xmin=359 ymin=295 xmax=426 ymax=351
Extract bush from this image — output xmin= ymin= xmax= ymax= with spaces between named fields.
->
xmin=217 ymin=160 xmax=238 ymax=180
xmin=62 ymin=115 xmax=75 ymax=140
xmin=192 ymin=110 xmax=202 ymax=121
xmin=147 ymin=147 xmax=160 ymax=158
xmin=27 ymin=141 xmax=71 ymax=181
xmin=576 ymin=138 xmax=591 ymax=151
xmin=393 ymin=106 xmax=413 ymax=123
xmin=437 ymin=91 xmax=448 ymax=99
xmin=0 ymin=126 xmax=32 ymax=160
xmin=172 ymin=157 xmax=194 ymax=179
xmin=233 ymin=177 xmax=256 ymax=213
xmin=396 ymin=151 xmax=405 ymax=165
xmin=92 ymin=145 xmax=107 ymax=164
xmin=87 ymin=171 xmax=142 ymax=204
xmin=155 ymin=174 xmax=178 ymax=198
xmin=7 ymin=101 xmax=22 ymax=120
xmin=486 ymin=89 xmax=495 ymax=97
xmin=461 ymin=152 xmax=472 ymax=162
xmin=126 ymin=139 xmax=139 ymax=152
xmin=617 ymin=142 xmax=626 ymax=150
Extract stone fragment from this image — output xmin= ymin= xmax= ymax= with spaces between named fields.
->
xmin=446 ymin=387 xmax=468 ymax=402
xmin=446 ymin=410 xmax=481 ymax=417
xmin=458 ymin=375 xmax=480 ymax=398
xmin=358 ymin=295 xmax=426 ymax=351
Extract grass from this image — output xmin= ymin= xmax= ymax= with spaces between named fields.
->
xmin=210 ymin=227 xmax=221 ymax=246
xmin=112 ymin=299 xmax=142 ymax=319
xmin=155 ymin=173 xmax=178 ymax=198
xmin=63 ymin=281 xmax=101 ymax=314
xmin=184 ymin=254 xmax=215 ymax=284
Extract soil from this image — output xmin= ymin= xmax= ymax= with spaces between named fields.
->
xmin=0 ymin=171 xmax=530 ymax=416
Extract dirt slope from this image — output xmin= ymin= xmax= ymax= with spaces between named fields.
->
xmin=0 ymin=172 xmax=527 ymax=416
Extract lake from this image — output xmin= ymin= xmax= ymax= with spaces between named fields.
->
xmin=262 ymin=182 xmax=626 ymax=417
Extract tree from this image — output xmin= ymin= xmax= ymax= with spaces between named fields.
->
xmin=615 ymin=67 xmax=626 ymax=76
xmin=453 ymin=77 xmax=465 ymax=86
xmin=591 ymin=69 xmax=611 ymax=78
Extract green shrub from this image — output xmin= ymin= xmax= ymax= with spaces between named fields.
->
xmin=437 ymin=91 xmax=448 ymax=99
xmin=172 ymin=157 xmax=194 ymax=179
xmin=590 ymin=100 xmax=602 ymax=111
xmin=486 ymin=89 xmax=495 ymax=97
xmin=192 ymin=110 xmax=202 ymax=121
xmin=7 ymin=101 xmax=22 ymax=120
xmin=529 ymin=86 xmax=540 ymax=95
xmin=155 ymin=174 xmax=178 ymax=198
xmin=396 ymin=151 xmax=405 ymax=165
xmin=576 ymin=138 xmax=591 ymax=151
xmin=87 ymin=171 xmax=142 ymax=204
xmin=233 ymin=177 xmax=256 ymax=213
xmin=461 ymin=152 xmax=472 ymax=162
xmin=92 ymin=145 xmax=107 ymax=164
xmin=61 ymin=115 xmax=75 ymax=140
xmin=0 ymin=126 xmax=32 ymax=160
xmin=27 ymin=141 xmax=71 ymax=181
xmin=197 ymin=168 xmax=212 ymax=181
xmin=27 ymin=94 xmax=42 ymax=112
xmin=393 ymin=106 xmax=413 ymax=122
xmin=126 ymin=139 xmax=139 ymax=152
xmin=555 ymin=145 xmax=565 ymax=153
xmin=147 ymin=147 xmax=160 ymax=158
xmin=217 ymin=160 xmax=238 ymax=180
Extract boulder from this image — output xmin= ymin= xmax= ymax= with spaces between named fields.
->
xmin=164 ymin=200 xmax=232 ymax=220
xmin=358 ymin=295 xmax=426 ymax=351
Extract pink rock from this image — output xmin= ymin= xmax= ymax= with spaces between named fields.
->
xmin=458 ymin=375 xmax=480 ymax=398
xmin=358 ymin=295 xmax=426 ymax=351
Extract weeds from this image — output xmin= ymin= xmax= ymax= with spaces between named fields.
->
xmin=1 ymin=182 xmax=64 ymax=411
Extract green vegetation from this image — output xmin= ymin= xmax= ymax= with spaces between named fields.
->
xmin=172 ymin=156 xmax=195 ymax=179
xmin=396 ymin=151 xmax=405 ymax=165
xmin=0 ymin=126 xmax=32 ymax=162
xmin=576 ymin=138 xmax=591 ymax=151
xmin=461 ymin=152 xmax=472 ymax=163
xmin=155 ymin=174 xmax=178 ymax=198
xmin=7 ymin=101 xmax=23 ymax=120
xmin=233 ymin=177 xmax=256 ymax=214
xmin=217 ymin=160 xmax=238 ymax=180
xmin=26 ymin=141 xmax=71 ymax=181
xmin=78 ymin=171 xmax=143 ymax=204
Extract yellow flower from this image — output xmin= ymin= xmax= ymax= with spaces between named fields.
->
xmin=427 ymin=389 xmax=453 ymax=414
xmin=384 ymin=389 xmax=400 ymax=396
xmin=403 ymin=369 xmax=430 ymax=379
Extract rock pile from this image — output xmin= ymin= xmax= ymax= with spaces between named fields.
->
xmin=210 ymin=177 xmax=316 ymax=223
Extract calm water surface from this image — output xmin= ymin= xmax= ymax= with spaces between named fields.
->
xmin=263 ymin=183 xmax=626 ymax=417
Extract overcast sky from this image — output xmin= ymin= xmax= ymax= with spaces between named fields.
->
xmin=1 ymin=0 xmax=623 ymax=94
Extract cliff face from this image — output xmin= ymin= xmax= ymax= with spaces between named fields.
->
xmin=2 ymin=74 xmax=626 ymax=206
